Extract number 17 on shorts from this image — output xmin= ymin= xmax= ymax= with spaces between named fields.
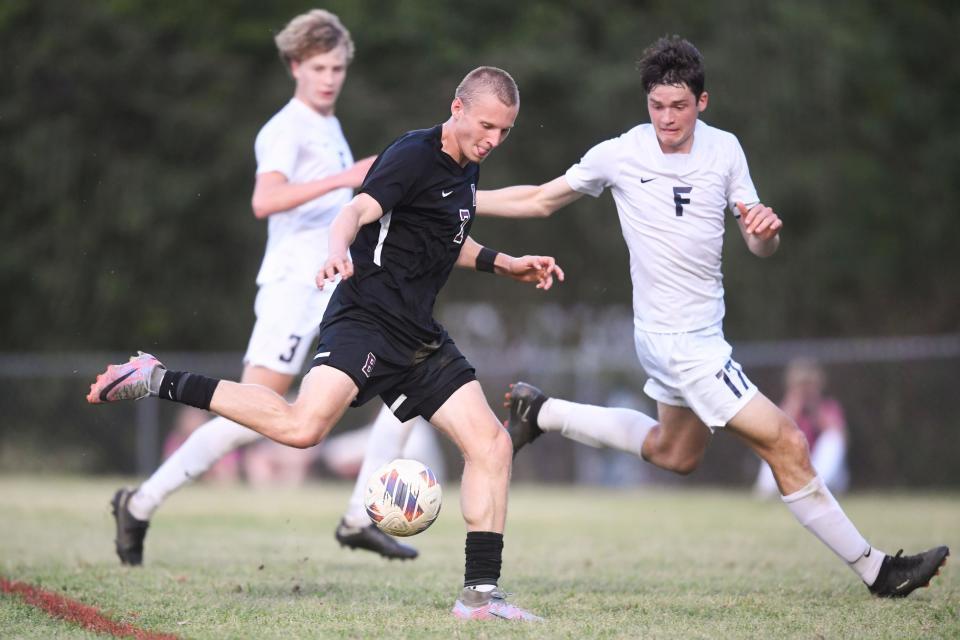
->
xmin=715 ymin=359 xmax=750 ymax=399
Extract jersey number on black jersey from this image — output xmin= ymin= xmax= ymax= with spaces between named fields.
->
xmin=454 ymin=209 xmax=470 ymax=244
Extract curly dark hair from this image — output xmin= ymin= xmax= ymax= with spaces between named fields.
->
xmin=638 ymin=36 xmax=705 ymax=97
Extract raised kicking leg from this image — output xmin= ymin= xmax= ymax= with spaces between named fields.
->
xmin=506 ymin=382 xmax=710 ymax=474
xmin=505 ymin=382 xmax=658 ymax=457
xmin=88 ymin=352 xmax=355 ymax=447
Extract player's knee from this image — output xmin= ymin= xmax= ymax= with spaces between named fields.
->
xmin=283 ymin=428 xmax=319 ymax=449
xmin=462 ymin=422 xmax=512 ymax=468
xmin=490 ymin=428 xmax=513 ymax=465
xmin=282 ymin=415 xmax=334 ymax=449
xmin=668 ymin=451 xmax=703 ymax=475
xmin=780 ymin=423 xmax=811 ymax=462
xmin=649 ymin=437 xmax=704 ymax=475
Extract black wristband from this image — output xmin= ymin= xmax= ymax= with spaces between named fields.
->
xmin=476 ymin=247 xmax=499 ymax=273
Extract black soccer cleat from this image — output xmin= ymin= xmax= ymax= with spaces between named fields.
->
xmin=504 ymin=381 xmax=548 ymax=457
xmin=111 ymin=487 xmax=150 ymax=566
xmin=335 ymin=519 xmax=418 ymax=560
xmin=868 ymin=546 xmax=949 ymax=597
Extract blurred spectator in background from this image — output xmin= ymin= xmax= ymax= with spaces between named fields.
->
xmin=754 ymin=358 xmax=848 ymax=496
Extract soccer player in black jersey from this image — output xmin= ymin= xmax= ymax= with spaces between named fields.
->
xmin=89 ymin=67 xmax=558 ymax=621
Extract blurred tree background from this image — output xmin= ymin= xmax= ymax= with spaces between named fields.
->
xmin=3 ymin=0 xmax=958 ymax=350
xmin=1 ymin=1 xmax=958 ymax=483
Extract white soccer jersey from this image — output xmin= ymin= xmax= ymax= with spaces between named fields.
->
xmin=565 ymin=119 xmax=759 ymax=333
xmin=254 ymin=98 xmax=355 ymax=286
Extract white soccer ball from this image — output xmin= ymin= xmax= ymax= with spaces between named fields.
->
xmin=364 ymin=458 xmax=442 ymax=537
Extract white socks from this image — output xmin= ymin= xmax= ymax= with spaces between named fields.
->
xmin=537 ymin=398 xmax=657 ymax=456
xmin=128 ymin=416 xmax=261 ymax=521
xmin=342 ymin=406 xmax=419 ymax=527
xmin=782 ymin=475 xmax=885 ymax=585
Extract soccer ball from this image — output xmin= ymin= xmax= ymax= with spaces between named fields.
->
xmin=364 ymin=458 xmax=442 ymax=537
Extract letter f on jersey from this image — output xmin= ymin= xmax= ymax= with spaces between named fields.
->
xmin=673 ymin=186 xmax=692 ymax=217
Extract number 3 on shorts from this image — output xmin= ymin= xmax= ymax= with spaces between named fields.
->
xmin=279 ymin=334 xmax=302 ymax=363
xmin=715 ymin=360 xmax=750 ymax=398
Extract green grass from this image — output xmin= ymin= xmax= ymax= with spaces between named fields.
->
xmin=1 ymin=476 xmax=958 ymax=639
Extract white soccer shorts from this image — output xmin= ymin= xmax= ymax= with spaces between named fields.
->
xmin=635 ymin=323 xmax=757 ymax=429
xmin=243 ymin=280 xmax=333 ymax=375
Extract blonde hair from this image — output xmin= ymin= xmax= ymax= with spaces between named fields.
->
xmin=275 ymin=9 xmax=355 ymax=66
xmin=455 ymin=66 xmax=519 ymax=108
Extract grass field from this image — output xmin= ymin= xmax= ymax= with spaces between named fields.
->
xmin=1 ymin=476 xmax=957 ymax=639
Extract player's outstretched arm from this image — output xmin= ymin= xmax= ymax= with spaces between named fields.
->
xmin=476 ymin=176 xmax=583 ymax=219
xmin=736 ymin=201 xmax=782 ymax=258
xmin=251 ymin=156 xmax=377 ymax=219
xmin=317 ymin=193 xmax=383 ymax=289
xmin=456 ymin=236 xmax=564 ymax=290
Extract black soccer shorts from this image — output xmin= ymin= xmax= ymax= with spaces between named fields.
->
xmin=311 ymin=319 xmax=476 ymax=422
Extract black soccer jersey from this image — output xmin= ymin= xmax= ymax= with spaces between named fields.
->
xmin=321 ymin=125 xmax=479 ymax=364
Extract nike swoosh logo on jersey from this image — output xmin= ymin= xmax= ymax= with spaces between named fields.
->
xmin=99 ymin=369 xmax=136 ymax=402
xmin=641 ymin=177 xmax=656 ymax=183
xmin=895 ymin=579 xmax=911 ymax=590
xmin=442 ymin=190 xmax=454 ymax=197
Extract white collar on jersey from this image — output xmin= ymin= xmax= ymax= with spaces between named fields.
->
xmin=288 ymin=97 xmax=339 ymax=125
xmin=646 ymin=119 xmax=708 ymax=175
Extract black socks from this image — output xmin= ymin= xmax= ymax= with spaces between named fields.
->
xmin=464 ymin=531 xmax=504 ymax=587
xmin=157 ymin=370 xmax=220 ymax=410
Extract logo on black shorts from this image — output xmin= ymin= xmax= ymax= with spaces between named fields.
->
xmin=362 ymin=352 xmax=376 ymax=377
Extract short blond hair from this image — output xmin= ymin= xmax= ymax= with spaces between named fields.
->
xmin=455 ymin=66 xmax=519 ymax=108
xmin=275 ymin=9 xmax=355 ymax=66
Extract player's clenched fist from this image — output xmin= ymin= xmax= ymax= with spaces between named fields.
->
xmin=737 ymin=201 xmax=782 ymax=240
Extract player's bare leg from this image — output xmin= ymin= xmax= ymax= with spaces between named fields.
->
xmin=430 ymin=382 xmax=510 ymax=533
xmin=430 ymin=381 xmax=541 ymax=621
xmin=728 ymin=392 xmax=949 ymax=597
xmin=640 ymin=403 xmax=711 ymax=475
xmin=196 ymin=365 xmax=354 ymax=448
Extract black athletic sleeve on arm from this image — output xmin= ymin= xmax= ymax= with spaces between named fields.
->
xmin=360 ymin=137 xmax=434 ymax=214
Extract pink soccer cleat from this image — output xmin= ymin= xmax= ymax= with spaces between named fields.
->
xmin=451 ymin=588 xmax=543 ymax=622
xmin=86 ymin=351 xmax=164 ymax=404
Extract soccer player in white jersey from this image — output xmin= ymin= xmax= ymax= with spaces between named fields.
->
xmin=110 ymin=9 xmax=427 ymax=565
xmin=477 ymin=36 xmax=948 ymax=598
